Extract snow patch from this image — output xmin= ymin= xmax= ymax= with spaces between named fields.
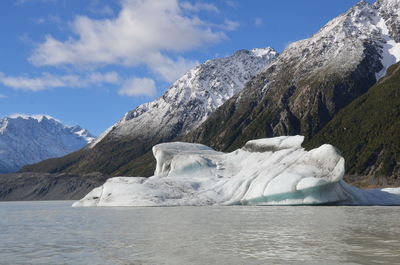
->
xmin=251 ymin=47 xmax=278 ymax=58
xmin=375 ymin=16 xmax=400 ymax=79
xmin=243 ymin=135 xmax=304 ymax=152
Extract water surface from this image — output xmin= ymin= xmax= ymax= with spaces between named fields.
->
xmin=0 ymin=201 xmax=399 ymax=265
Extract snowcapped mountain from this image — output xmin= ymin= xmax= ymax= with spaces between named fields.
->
xmin=275 ymin=0 xmax=400 ymax=81
xmin=0 ymin=114 xmax=95 ymax=173
xmin=23 ymin=0 xmax=400 ymax=182
xmin=188 ymin=0 xmax=400 ymax=151
xmin=22 ymin=47 xmax=277 ymax=176
xmin=91 ymin=47 xmax=277 ymax=147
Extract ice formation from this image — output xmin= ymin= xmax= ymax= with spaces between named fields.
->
xmin=73 ymin=136 xmax=400 ymax=207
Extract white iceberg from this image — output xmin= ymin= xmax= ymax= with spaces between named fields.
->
xmin=73 ymin=136 xmax=400 ymax=207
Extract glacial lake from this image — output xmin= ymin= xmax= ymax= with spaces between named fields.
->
xmin=0 ymin=201 xmax=399 ymax=265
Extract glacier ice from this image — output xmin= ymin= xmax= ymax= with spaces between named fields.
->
xmin=73 ymin=136 xmax=400 ymax=207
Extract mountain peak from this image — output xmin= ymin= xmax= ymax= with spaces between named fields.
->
xmin=354 ymin=0 xmax=371 ymax=8
xmin=229 ymin=47 xmax=277 ymax=60
xmin=7 ymin=114 xmax=58 ymax=123
xmin=91 ymin=46 xmax=278 ymax=148
xmin=0 ymin=114 xmax=95 ymax=173
xmin=250 ymin=47 xmax=278 ymax=57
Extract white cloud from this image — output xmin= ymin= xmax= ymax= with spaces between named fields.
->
xmin=146 ymin=53 xmax=199 ymax=83
xmin=29 ymin=0 xmax=229 ymax=82
xmin=88 ymin=72 xmax=119 ymax=84
xmin=118 ymin=77 xmax=156 ymax=97
xmin=88 ymin=0 xmax=114 ymax=16
xmin=254 ymin=17 xmax=264 ymax=27
xmin=225 ymin=0 xmax=237 ymax=8
xmin=219 ymin=19 xmax=239 ymax=31
xmin=0 ymin=71 xmax=156 ymax=98
xmin=203 ymin=19 xmax=239 ymax=32
xmin=180 ymin=2 xmax=219 ymax=13
xmin=36 ymin=14 xmax=62 ymax=25
xmin=0 ymin=72 xmax=119 ymax=91
xmin=16 ymin=0 xmax=56 ymax=6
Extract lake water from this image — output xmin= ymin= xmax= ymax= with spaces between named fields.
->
xmin=0 ymin=201 xmax=399 ymax=265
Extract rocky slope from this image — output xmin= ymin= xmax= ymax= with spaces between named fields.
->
xmin=0 ymin=115 xmax=94 ymax=173
xmin=22 ymin=48 xmax=278 ymax=176
xmin=306 ymin=62 xmax=400 ymax=188
xmin=186 ymin=0 xmax=400 ymax=154
xmin=0 ymin=172 xmax=107 ymax=201
xmin=92 ymin=47 xmax=278 ymax=146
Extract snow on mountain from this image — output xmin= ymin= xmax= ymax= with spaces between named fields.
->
xmin=273 ymin=0 xmax=400 ymax=83
xmin=375 ymin=0 xmax=400 ymax=78
xmin=22 ymin=0 xmax=400 ymax=179
xmin=187 ymin=0 xmax=400 ymax=152
xmin=90 ymin=47 xmax=278 ymax=147
xmin=0 ymin=114 xmax=95 ymax=173
xmin=376 ymin=0 xmax=400 ymax=41
xmin=73 ymin=136 xmax=400 ymax=207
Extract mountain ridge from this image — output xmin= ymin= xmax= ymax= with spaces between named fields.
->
xmin=185 ymin=0 xmax=399 ymax=152
xmin=0 ymin=114 xmax=94 ymax=173
xmin=21 ymin=0 xmax=400 ymax=185
xmin=22 ymin=47 xmax=278 ymax=176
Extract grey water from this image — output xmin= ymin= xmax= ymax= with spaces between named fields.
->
xmin=0 ymin=201 xmax=399 ymax=265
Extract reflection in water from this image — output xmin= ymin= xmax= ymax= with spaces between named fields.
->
xmin=0 ymin=201 xmax=399 ymax=265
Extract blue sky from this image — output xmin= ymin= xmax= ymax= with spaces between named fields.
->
xmin=0 ymin=0 xmax=374 ymax=135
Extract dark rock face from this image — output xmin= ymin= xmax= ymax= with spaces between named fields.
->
xmin=186 ymin=2 xmax=385 ymax=152
xmin=306 ymin=62 xmax=400 ymax=187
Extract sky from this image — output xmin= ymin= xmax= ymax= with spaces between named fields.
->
xmin=0 ymin=0 xmax=375 ymax=135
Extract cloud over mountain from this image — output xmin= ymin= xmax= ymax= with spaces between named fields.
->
xmin=29 ymin=0 xmax=229 ymax=82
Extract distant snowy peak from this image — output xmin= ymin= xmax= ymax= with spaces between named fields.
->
xmin=7 ymin=114 xmax=58 ymax=122
xmin=68 ymin=126 xmax=95 ymax=144
xmin=91 ymin=47 xmax=278 ymax=147
xmin=0 ymin=115 xmax=95 ymax=142
xmin=0 ymin=115 xmax=95 ymax=173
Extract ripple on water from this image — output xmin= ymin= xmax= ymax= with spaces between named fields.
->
xmin=0 ymin=202 xmax=399 ymax=265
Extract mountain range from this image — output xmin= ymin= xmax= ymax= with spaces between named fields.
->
xmin=0 ymin=115 xmax=94 ymax=173
xmin=16 ymin=0 xmax=400 ymax=193
xmin=22 ymin=47 xmax=278 ymax=176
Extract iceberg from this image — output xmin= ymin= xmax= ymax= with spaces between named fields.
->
xmin=73 ymin=136 xmax=400 ymax=207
